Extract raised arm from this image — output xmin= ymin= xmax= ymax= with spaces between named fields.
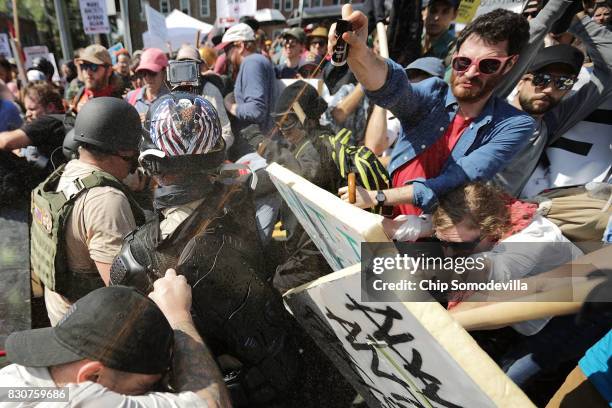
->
xmin=149 ymin=269 xmax=231 ymax=408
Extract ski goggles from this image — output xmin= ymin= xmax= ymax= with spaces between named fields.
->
xmin=451 ymin=55 xmax=515 ymax=75
xmin=528 ymin=72 xmax=577 ymax=91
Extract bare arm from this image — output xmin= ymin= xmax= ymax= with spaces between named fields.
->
xmin=149 ymin=270 xmax=231 ymax=408
xmin=364 ymin=105 xmax=389 ymax=155
xmin=95 ymin=261 xmax=112 ymax=285
xmin=328 ymin=4 xmax=388 ymax=91
xmin=0 ymin=129 xmax=31 ymax=151
xmin=332 ymin=84 xmax=365 ymax=125
xmin=338 ymin=184 xmax=414 ymax=209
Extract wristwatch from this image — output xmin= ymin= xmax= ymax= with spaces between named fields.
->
xmin=375 ymin=190 xmax=386 ymax=207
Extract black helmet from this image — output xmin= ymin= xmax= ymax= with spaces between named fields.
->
xmin=62 ymin=128 xmax=80 ymax=160
xmin=141 ymin=92 xmax=225 ymax=175
xmin=74 ymin=97 xmax=141 ymax=153
xmin=28 ymin=57 xmax=55 ymax=80
xmin=272 ymin=80 xmax=328 ymax=121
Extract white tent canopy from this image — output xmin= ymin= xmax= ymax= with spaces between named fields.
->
xmin=255 ymin=8 xmax=286 ymax=23
xmin=143 ymin=9 xmax=213 ymax=53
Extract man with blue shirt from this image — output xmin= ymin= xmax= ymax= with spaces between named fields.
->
xmin=0 ymin=97 xmax=21 ymax=132
xmin=336 ymin=5 xmax=535 ymax=216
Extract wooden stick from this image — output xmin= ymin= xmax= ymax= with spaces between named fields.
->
xmin=348 ymin=173 xmax=356 ymax=204
xmin=376 ymin=22 xmax=389 ymax=59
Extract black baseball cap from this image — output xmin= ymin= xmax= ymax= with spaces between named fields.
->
xmin=272 ymin=80 xmax=328 ymax=120
xmin=5 ymin=286 xmax=173 ymax=375
xmin=528 ymin=44 xmax=584 ymax=76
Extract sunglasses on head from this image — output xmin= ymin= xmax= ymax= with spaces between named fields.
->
xmin=80 ymin=62 xmax=106 ymax=72
xmin=529 ymin=72 xmax=576 ymax=91
xmin=452 ymin=55 xmax=515 ymax=75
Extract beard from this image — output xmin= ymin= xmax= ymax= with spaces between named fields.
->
xmin=518 ymin=92 xmax=559 ymax=115
xmin=451 ymin=71 xmax=503 ymax=103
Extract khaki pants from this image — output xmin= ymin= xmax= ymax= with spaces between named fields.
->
xmin=534 ymin=186 xmax=611 ymax=245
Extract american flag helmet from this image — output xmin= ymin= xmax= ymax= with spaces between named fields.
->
xmin=142 ymin=92 xmax=223 ymax=159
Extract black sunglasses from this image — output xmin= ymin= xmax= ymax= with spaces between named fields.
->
xmin=529 ymin=73 xmax=576 ymax=91
xmin=436 ymin=235 xmax=483 ymax=251
xmin=80 ymin=62 xmax=106 ymax=72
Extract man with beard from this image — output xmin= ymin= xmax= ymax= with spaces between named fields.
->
xmin=219 ymin=23 xmax=276 ymax=135
xmin=71 ymin=45 xmax=121 ymax=113
xmin=335 ymin=5 xmax=534 ymax=216
xmin=495 ymin=10 xmax=612 ymax=196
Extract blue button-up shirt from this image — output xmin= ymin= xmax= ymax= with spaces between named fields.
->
xmin=365 ymin=59 xmax=535 ymax=212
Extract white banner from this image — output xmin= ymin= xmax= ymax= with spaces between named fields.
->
xmin=216 ymin=0 xmax=257 ymax=27
xmin=23 ymin=46 xmax=50 ymax=69
xmin=145 ymin=4 xmax=168 ymax=42
xmin=0 ymin=34 xmax=12 ymax=58
xmin=79 ymin=0 xmax=111 ymax=35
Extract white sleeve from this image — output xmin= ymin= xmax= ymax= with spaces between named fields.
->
xmin=66 ymin=382 xmax=207 ymax=408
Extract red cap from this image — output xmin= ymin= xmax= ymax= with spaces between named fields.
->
xmin=136 ymin=48 xmax=168 ymax=73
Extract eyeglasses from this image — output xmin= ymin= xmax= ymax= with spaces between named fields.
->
xmin=283 ymin=39 xmax=299 ymax=48
xmin=451 ymin=55 xmax=516 ymax=75
xmin=139 ymin=70 xmax=159 ymax=78
xmin=310 ymin=39 xmax=326 ymax=47
xmin=276 ymin=114 xmax=300 ymax=132
xmin=80 ymin=62 xmax=106 ymax=72
xmin=435 ymin=235 xmax=483 ymax=251
xmin=528 ymin=72 xmax=576 ymax=91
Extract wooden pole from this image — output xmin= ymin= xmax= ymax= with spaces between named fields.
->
xmin=11 ymin=0 xmax=20 ymax=49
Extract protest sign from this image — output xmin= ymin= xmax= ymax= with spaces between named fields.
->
xmin=456 ymin=0 xmax=481 ymax=24
xmin=145 ymin=4 xmax=168 ymax=42
xmin=0 ymin=34 xmax=12 ymax=58
xmin=266 ymin=163 xmax=390 ymax=271
xmin=79 ymin=0 xmax=111 ymax=35
xmin=108 ymin=42 xmax=124 ymax=65
xmin=23 ymin=46 xmax=49 ymax=68
xmin=284 ymin=264 xmax=535 ymax=408
xmin=474 ymin=0 xmax=527 ymax=19
xmin=216 ymin=0 xmax=257 ymax=27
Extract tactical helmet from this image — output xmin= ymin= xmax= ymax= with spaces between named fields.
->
xmin=74 ymin=97 xmax=142 ymax=153
xmin=141 ymin=92 xmax=225 ymax=175
xmin=28 ymin=57 xmax=55 ymax=80
xmin=62 ymin=128 xmax=80 ymax=160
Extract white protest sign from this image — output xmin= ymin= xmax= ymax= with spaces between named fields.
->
xmin=474 ymin=0 xmax=527 ymax=19
xmin=79 ymin=0 xmax=111 ymax=35
xmin=216 ymin=0 xmax=257 ymax=27
xmin=23 ymin=46 xmax=50 ymax=69
xmin=0 ymin=34 xmax=12 ymax=58
xmin=145 ymin=4 xmax=168 ymax=42
xmin=284 ymin=264 xmax=535 ymax=408
xmin=266 ymin=163 xmax=390 ymax=271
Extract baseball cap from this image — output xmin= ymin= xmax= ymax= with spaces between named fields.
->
xmin=405 ymin=57 xmax=445 ymax=78
xmin=136 ymin=48 xmax=169 ymax=73
xmin=272 ymin=80 xmax=327 ymax=120
xmin=176 ymin=45 xmax=202 ymax=62
xmin=215 ymin=23 xmax=256 ymax=50
xmin=77 ymin=44 xmax=112 ymax=66
xmin=298 ymin=52 xmax=323 ymax=77
xmin=528 ymin=44 xmax=584 ymax=76
xmin=26 ymin=70 xmax=47 ymax=82
xmin=5 ymin=286 xmax=173 ymax=375
xmin=283 ymin=27 xmax=307 ymax=44
xmin=308 ymin=26 xmax=328 ymax=39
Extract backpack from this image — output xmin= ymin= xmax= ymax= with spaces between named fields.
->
xmin=30 ymin=164 xmax=145 ymax=301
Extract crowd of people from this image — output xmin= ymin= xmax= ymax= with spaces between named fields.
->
xmin=0 ymin=0 xmax=611 ymax=406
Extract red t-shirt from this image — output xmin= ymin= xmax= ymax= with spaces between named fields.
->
xmin=392 ymin=114 xmax=472 ymax=216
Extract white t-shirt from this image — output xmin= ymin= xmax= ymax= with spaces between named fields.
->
xmin=0 ymin=364 xmax=204 ymax=408
xmin=482 ymin=215 xmax=583 ymax=335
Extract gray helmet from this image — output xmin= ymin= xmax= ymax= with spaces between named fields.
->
xmin=62 ymin=128 xmax=80 ymax=160
xmin=74 ymin=97 xmax=141 ymax=153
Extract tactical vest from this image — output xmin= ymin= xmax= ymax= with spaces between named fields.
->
xmin=31 ymin=163 xmax=145 ymax=302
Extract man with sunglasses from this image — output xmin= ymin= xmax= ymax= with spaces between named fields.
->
xmin=71 ymin=45 xmax=120 ymax=114
xmin=335 ymin=5 xmax=534 ymax=217
xmin=31 ymin=98 xmax=146 ymax=326
xmin=308 ymin=26 xmax=329 ymax=59
xmin=125 ymin=48 xmax=169 ymax=120
xmin=276 ymin=28 xmax=307 ymax=79
xmin=495 ymin=10 xmax=612 ymax=196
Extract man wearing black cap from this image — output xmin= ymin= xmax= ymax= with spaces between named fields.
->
xmin=276 ymin=28 xmax=307 ymax=79
xmin=494 ymin=10 xmax=612 ymax=196
xmin=0 ymin=270 xmax=230 ymax=407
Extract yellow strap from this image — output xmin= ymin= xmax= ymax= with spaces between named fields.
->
xmin=295 ymin=139 xmax=312 ymax=159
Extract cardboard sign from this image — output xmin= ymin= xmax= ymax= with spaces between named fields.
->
xmin=145 ymin=4 xmax=168 ymax=42
xmin=456 ymin=0 xmax=481 ymax=24
xmin=0 ymin=34 xmax=12 ymax=59
xmin=266 ymin=163 xmax=390 ymax=271
xmin=79 ymin=0 xmax=111 ymax=35
xmin=284 ymin=264 xmax=535 ymax=408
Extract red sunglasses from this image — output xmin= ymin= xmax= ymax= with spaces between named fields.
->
xmin=452 ymin=55 xmax=516 ymax=75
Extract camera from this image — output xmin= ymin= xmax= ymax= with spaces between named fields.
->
xmin=167 ymin=60 xmax=200 ymax=88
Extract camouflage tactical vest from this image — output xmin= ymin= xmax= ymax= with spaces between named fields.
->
xmin=31 ymin=163 xmax=145 ymax=301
